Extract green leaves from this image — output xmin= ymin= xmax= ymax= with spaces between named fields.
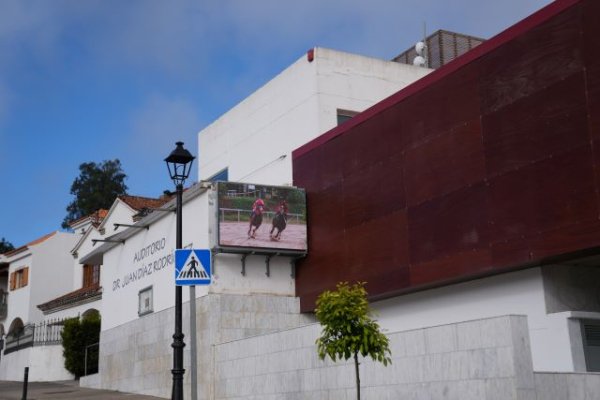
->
xmin=0 ymin=237 xmax=14 ymax=254
xmin=61 ymin=312 xmax=101 ymax=378
xmin=315 ymin=282 xmax=392 ymax=366
xmin=315 ymin=282 xmax=391 ymax=400
xmin=62 ymin=159 xmax=128 ymax=229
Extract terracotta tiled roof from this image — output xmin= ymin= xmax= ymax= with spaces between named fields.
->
xmin=37 ymin=284 xmax=102 ymax=312
xmin=3 ymin=231 xmax=57 ymax=257
xmin=69 ymin=209 xmax=109 ymax=228
xmin=119 ymin=195 xmax=171 ymax=211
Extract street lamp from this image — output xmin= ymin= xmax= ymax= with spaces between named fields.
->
xmin=165 ymin=141 xmax=195 ymax=400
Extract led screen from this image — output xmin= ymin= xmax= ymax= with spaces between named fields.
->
xmin=217 ymin=182 xmax=307 ymax=253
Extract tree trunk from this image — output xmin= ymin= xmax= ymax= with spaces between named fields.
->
xmin=354 ymin=351 xmax=360 ymax=400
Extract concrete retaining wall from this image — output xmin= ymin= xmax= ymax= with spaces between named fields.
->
xmin=214 ymin=315 xmax=538 ymax=400
xmin=0 ymin=345 xmax=73 ymax=382
xmin=83 ymin=304 xmax=600 ymax=399
xmin=87 ymin=293 xmax=314 ymax=398
xmin=534 ymin=372 xmax=600 ymax=400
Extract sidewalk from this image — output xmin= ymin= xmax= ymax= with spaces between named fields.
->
xmin=0 ymin=380 xmax=164 ymax=400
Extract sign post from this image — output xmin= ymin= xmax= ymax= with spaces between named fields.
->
xmin=175 ymin=249 xmax=211 ymax=400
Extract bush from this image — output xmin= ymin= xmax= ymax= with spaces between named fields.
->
xmin=61 ymin=313 xmax=101 ymax=378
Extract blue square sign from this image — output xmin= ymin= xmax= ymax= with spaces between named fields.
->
xmin=174 ymin=249 xmax=211 ymax=286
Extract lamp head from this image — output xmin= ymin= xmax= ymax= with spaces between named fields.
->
xmin=165 ymin=141 xmax=195 ymax=186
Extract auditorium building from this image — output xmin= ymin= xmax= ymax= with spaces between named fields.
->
xmin=81 ymin=1 xmax=600 ymax=398
xmin=2 ymin=0 xmax=599 ymax=398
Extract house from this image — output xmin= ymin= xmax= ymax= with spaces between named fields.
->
xmin=0 ymin=195 xmax=172 ymax=382
xmin=37 ymin=195 xmax=171 ymax=321
xmin=0 ymin=231 xmax=77 ymax=381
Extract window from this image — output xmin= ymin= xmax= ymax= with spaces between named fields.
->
xmin=138 ymin=286 xmax=153 ymax=316
xmin=0 ymin=289 xmax=7 ymax=319
xmin=208 ymin=168 xmax=228 ymax=182
xmin=581 ymin=320 xmax=600 ymax=372
xmin=337 ymin=109 xmax=360 ymax=126
xmin=82 ymin=264 xmax=100 ymax=288
xmin=9 ymin=267 xmax=29 ymax=291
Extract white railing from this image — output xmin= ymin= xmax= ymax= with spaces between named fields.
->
xmin=219 ymin=208 xmax=304 ymax=224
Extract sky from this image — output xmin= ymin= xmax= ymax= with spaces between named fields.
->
xmin=0 ymin=0 xmax=553 ymax=248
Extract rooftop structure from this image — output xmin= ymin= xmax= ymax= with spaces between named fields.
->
xmin=392 ymin=29 xmax=485 ymax=69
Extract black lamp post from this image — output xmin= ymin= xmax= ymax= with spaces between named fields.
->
xmin=165 ymin=141 xmax=195 ymax=400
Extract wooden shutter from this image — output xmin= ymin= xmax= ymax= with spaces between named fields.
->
xmin=22 ymin=267 xmax=29 ymax=287
xmin=9 ymin=272 xmax=15 ymax=290
xmin=83 ymin=265 xmax=92 ymax=288
xmin=93 ymin=265 xmax=101 ymax=285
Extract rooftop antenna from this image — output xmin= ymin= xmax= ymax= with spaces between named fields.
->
xmin=413 ymin=21 xmax=428 ymax=68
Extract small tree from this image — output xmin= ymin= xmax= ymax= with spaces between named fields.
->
xmin=0 ymin=237 xmax=14 ymax=254
xmin=61 ymin=312 xmax=101 ymax=378
xmin=315 ymin=282 xmax=391 ymax=400
xmin=62 ymin=159 xmax=128 ymax=228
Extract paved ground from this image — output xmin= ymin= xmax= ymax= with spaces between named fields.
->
xmin=0 ymin=380 xmax=164 ymax=400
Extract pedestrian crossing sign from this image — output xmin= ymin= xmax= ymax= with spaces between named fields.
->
xmin=174 ymin=249 xmax=211 ymax=286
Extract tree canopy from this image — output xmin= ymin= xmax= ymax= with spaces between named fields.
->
xmin=315 ymin=282 xmax=391 ymax=400
xmin=62 ymin=159 xmax=128 ymax=228
xmin=0 ymin=237 xmax=14 ymax=254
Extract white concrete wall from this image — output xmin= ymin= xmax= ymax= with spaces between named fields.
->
xmin=5 ymin=253 xmax=33 ymax=328
xmin=313 ymin=47 xmax=430 ymax=132
xmin=29 ymin=232 xmax=78 ymax=323
xmin=0 ymin=345 xmax=73 ymax=381
xmin=198 ymin=47 xmax=430 ymax=186
xmin=100 ymin=190 xmax=295 ymax=332
xmin=72 ymin=227 xmax=103 ymax=290
xmin=214 ymin=315 xmax=537 ymax=400
xmin=534 ymin=372 xmax=600 ymax=400
xmin=0 ymin=271 xmax=7 ymax=333
xmin=71 ymin=198 xmax=140 ymax=298
xmin=372 ymin=268 xmax=578 ymax=373
xmin=99 ymin=199 xmax=137 ymax=233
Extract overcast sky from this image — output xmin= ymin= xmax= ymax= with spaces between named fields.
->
xmin=0 ymin=0 xmax=553 ymax=247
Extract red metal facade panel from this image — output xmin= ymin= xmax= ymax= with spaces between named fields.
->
xmin=482 ymin=73 xmax=589 ymax=177
xmin=584 ymin=0 xmax=600 ymax=162
xmin=404 ymin=119 xmax=485 ymax=207
xmin=478 ymin=7 xmax=583 ymax=116
xmin=293 ymin=0 xmax=600 ymax=312
xmin=488 ymin=146 xmax=597 ymax=241
xmin=408 ymin=183 xmax=490 ymax=265
xmin=409 ymin=248 xmax=493 ymax=288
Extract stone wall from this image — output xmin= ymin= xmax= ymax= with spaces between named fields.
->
xmin=86 ymin=293 xmax=314 ymax=398
xmin=534 ymin=372 xmax=600 ymax=400
xmin=86 ymin=306 xmax=600 ymax=399
xmin=0 ymin=345 xmax=72 ymax=382
xmin=214 ymin=315 xmax=538 ymax=400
